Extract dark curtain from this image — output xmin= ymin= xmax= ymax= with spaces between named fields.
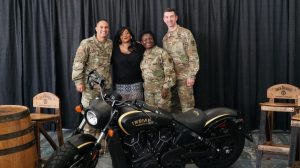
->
xmin=0 ymin=0 xmax=299 ymax=130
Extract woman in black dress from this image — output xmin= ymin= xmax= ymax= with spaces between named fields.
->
xmin=111 ymin=26 xmax=145 ymax=100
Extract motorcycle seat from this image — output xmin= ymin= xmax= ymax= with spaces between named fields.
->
xmin=172 ymin=108 xmax=207 ymax=132
xmin=203 ymin=107 xmax=237 ymax=125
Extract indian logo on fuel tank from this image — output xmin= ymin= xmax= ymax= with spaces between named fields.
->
xmin=131 ymin=118 xmax=153 ymax=126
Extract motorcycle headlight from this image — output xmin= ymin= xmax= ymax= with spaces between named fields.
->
xmin=86 ymin=110 xmax=98 ymax=126
xmin=84 ymin=99 xmax=112 ymax=129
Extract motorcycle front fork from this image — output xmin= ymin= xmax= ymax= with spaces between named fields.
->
xmin=74 ymin=118 xmax=107 ymax=151
xmin=72 ymin=118 xmax=87 ymax=135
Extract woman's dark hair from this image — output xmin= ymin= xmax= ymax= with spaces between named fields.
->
xmin=113 ymin=26 xmax=138 ymax=52
xmin=139 ymin=30 xmax=157 ymax=46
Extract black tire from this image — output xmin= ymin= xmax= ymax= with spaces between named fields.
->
xmin=193 ymin=121 xmax=245 ymax=168
xmin=45 ymin=142 xmax=98 ymax=168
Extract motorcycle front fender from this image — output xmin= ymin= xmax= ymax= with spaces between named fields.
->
xmin=67 ymin=133 xmax=97 ymax=151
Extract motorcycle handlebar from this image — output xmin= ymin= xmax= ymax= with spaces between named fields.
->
xmin=87 ymin=70 xmax=105 ymax=89
xmin=134 ymin=100 xmax=158 ymax=113
xmin=86 ymin=70 xmax=158 ymax=113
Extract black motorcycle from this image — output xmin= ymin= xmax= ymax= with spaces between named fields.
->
xmin=45 ymin=70 xmax=252 ymax=168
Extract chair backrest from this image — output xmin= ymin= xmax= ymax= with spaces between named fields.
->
xmin=266 ymin=84 xmax=300 ymax=105
xmin=33 ymin=92 xmax=60 ymax=114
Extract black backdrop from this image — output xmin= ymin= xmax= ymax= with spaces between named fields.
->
xmin=0 ymin=0 xmax=299 ymax=130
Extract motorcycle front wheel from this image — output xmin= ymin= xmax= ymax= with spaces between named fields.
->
xmin=44 ymin=142 xmax=98 ymax=168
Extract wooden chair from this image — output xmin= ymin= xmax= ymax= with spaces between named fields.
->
xmin=30 ymin=92 xmax=64 ymax=166
xmin=288 ymin=113 xmax=300 ymax=168
xmin=256 ymin=84 xmax=300 ymax=168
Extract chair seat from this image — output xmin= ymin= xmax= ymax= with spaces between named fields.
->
xmin=260 ymin=102 xmax=299 ymax=107
xmin=292 ymin=114 xmax=300 ymax=121
xmin=30 ymin=113 xmax=60 ymax=121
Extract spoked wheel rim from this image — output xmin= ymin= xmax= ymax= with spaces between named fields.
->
xmin=216 ymin=137 xmax=239 ymax=160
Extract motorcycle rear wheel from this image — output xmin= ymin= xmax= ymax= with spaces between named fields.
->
xmin=193 ymin=126 xmax=245 ymax=168
xmin=44 ymin=142 xmax=98 ymax=168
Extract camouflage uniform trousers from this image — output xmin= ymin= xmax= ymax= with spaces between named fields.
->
xmin=81 ymin=87 xmax=100 ymax=136
xmin=144 ymin=88 xmax=171 ymax=112
xmin=171 ymin=79 xmax=195 ymax=112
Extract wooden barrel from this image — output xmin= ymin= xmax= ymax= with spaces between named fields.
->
xmin=0 ymin=105 xmax=37 ymax=168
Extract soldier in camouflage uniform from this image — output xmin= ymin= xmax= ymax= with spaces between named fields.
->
xmin=72 ymin=20 xmax=113 ymax=134
xmin=140 ymin=31 xmax=176 ymax=111
xmin=72 ymin=19 xmax=113 ymax=108
xmin=162 ymin=8 xmax=199 ymax=112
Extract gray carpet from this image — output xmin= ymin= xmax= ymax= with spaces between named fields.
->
xmin=41 ymin=130 xmax=292 ymax=168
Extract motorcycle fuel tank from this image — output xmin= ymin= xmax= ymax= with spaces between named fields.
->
xmin=118 ymin=107 xmax=171 ymax=135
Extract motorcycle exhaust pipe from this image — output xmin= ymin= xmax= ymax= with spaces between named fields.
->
xmin=183 ymin=151 xmax=215 ymax=159
xmin=234 ymin=118 xmax=253 ymax=142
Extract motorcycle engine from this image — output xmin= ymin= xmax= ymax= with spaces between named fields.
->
xmin=123 ymin=128 xmax=173 ymax=168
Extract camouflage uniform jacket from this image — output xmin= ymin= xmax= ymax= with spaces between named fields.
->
xmin=140 ymin=45 xmax=176 ymax=91
xmin=72 ymin=36 xmax=113 ymax=89
xmin=163 ymin=25 xmax=199 ymax=80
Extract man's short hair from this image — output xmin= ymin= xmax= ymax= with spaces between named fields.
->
xmin=164 ymin=8 xmax=177 ymax=16
xmin=96 ymin=19 xmax=109 ymax=26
